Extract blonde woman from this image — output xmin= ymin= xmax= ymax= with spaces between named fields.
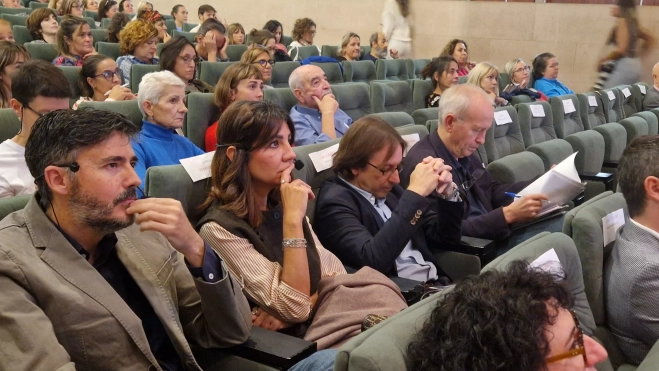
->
xmin=466 ymin=62 xmax=509 ymax=107
xmin=241 ymin=45 xmax=274 ymax=87
xmin=336 ymin=32 xmax=360 ymax=62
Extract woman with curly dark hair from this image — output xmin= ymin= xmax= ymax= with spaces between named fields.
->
xmin=287 ymin=17 xmax=319 ymax=61
xmin=440 ymin=39 xmax=476 ymax=76
xmin=408 ymin=261 xmax=608 ymax=371
xmin=115 ymin=19 xmax=159 ymax=86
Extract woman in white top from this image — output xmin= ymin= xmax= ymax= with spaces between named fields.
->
xmin=381 ymin=0 xmax=412 ymax=59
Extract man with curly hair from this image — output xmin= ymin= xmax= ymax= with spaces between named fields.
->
xmin=408 ymin=261 xmax=608 ymax=371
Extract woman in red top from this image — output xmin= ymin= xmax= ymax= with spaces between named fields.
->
xmin=205 ymin=63 xmax=264 ymax=151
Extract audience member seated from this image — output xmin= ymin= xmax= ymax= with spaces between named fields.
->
xmin=160 ymin=36 xmax=213 ymax=95
xmin=504 ymin=58 xmax=548 ymax=101
xmin=227 ymin=23 xmax=245 ymax=45
xmin=314 ymin=116 xmax=462 ymax=282
xmin=0 ymin=42 xmax=29 ymax=109
xmin=401 ymin=84 xmax=547 ymax=241
xmin=105 ymin=12 xmax=130 ymax=43
xmin=142 ymin=10 xmax=170 ymax=43
xmin=170 ymin=4 xmax=187 ymax=32
xmin=133 ymin=0 xmax=151 ymax=20
xmin=408 ymin=261 xmax=608 ymax=370
xmin=0 ymin=60 xmax=71 ymax=199
xmin=72 ymin=54 xmax=135 ymax=109
xmin=248 ymin=28 xmax=291 ymax=63
xmin=440 ymin=39 xmax=475 ymax=76
xmin=194 ymin=18 xmax=229 ymax=62
xmin=197 ymin=100 xmax=408 ymax=349
xmin=131 ymin=70 xmax=201 ymax=188
xmin=532 ymin=52 xmax=574 ymax=98
xmin=0 ymin=19 xmax=14 ymax=42
xmin=97 ymin=0 xmax=117 ymax=20
xmin=466 ymin=62 xmax=510 ymax=107
xmin=54 ymin=16 xmax=97 ymax=67
xmin=240 ymin=45 xmax=274 ymax=87
xmin=363 ymin=31 xmax=398 ymax=62
xmin=335 ymin=32 xmax=361 ymax=62
xmin=0 ymin=108 xmax=252 ymax=369
xmin=2 ymin=0 xmax=24 ymax=7
xmin=421 ymin=55 xmax=459 ymax=107
xmin=188 ymin=4 xmax=216 ymax=33
xmin=83 ymin=0 xmax=97 ymax=11
xmin=289 ymin=64 xmax=353 ymax=146
xmin=264 ymin=19 xmax=288 ymax=55
xmin=116 ymin=19 xmax=159 ymax=86
xmin=61 ymin=0 xmax=83 ymax=16
xmin=288 ymin=17 xmax=320 ymax=60
xmin=26 ymin=8 xmax=59 ymax=44
xmin=643 ymin=62 xmax=659 ymax=109
xmin=48 ymin=0 xmax=63 ymax=16
xmin=606 ymin=135 xmax=659 ymax=364
xmin=205 ymin=63 xmax=264 ymax=151
xmin=118 ymin=0 xmax=133 ymax=14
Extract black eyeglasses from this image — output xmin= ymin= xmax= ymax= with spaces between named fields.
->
xmin=461 ymin=168 xmax=485 ymax=191
xmin=254 ymin=59 xmax=275 ymax=67
xmin=368 ymin=162 xmax=403 ymax=177
xmin=94 ymin=70 xmax=121 ymax=81
xmin=178 ymin=55 xmax=199 ymax=65
xmin=23 ymin=103 xmax=46 ymax=117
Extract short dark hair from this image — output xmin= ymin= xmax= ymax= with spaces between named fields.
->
xmin=408 ymin=260 xmax=574 ymax=371
xmin=197 ymin=4 xmax=215 ymax=16
xmin=332 ymin=116 xmax=407 ymax=180
xmin=25 ymin=108 xmax=140 ymax=209
xmin=12 ymin=60 xmax=72 ymax=105
xmin=159 ymin=36 xmax=196 ymax=76
xmin=532 ymin=52 xmax=555 ymax=80
xmin=618 ymin=135 xmax=659 ymax=217
xmin=196 ymin=18 xmax=225 ymax=37
xmin=421 ymin=55 xmax=459 ymax=89
xmin=26 ymin=8 xmax=58 ymax=40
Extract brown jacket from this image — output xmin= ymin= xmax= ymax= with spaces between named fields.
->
xmin=0 ymin=197 xmax=252 ymax=371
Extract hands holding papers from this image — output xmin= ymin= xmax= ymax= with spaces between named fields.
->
xmin=502 ymin=192 xmax=549 ymax=223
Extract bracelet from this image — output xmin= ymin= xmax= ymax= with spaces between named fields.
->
xmin=282 ymin=238 xmax=307 ymax=249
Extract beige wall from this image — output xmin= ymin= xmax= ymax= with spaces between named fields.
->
xmin=159 ymin=0 xmax=659 ymax=92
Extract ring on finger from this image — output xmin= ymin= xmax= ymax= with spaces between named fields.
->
xmin=280 ymin=179 xmax=286 ymax=184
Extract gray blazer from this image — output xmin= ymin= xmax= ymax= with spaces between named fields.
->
xmin=0 ymin=197 xmax=252 ymax=371
xmin=642 ymin=86 xmax=659 ymax=110
xmin=605 ymin=220 xmax=659 ymax=365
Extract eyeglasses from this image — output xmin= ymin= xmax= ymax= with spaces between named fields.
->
xmin=23 ymin=103 xmax=46 ymax=117
xmin=368 ymin=162 xmax=403 ymax=177
xmin=178 ymin=55 xmax=199 ymax=65
xmin=514 ymin=66 xmax=531 ymax=74
xmin=254 ymin=59 xmax=275 ymax=67
xmin=461 ymin=168 xmax=485 ymax=191
xmin=546 ymin=309 xmax=588 ymax=365
xmin=94 ymin=70 xmax=121 ymax=81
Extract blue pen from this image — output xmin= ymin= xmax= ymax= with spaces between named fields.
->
xmin=506 ymin=192 xmax=551 ymax=203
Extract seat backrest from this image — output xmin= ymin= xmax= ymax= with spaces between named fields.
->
xmin=406 ymin=58 xmax=429 ymax=80
xmin=632 ymin=82 xmax=649 ymax=111
xmin=78 ymin=100 xmax=143 ymax=129
xmin=198 ymin=61 xmax=236 ymax=88
xmin=331 ymin=82 xmax=371 ymax=122
xmin=57 ymin=66 xmax=82 ymax=100
xmin=101 ymin=17 xmax=111 ymax=28
xmin=0 ymin=194 xmax=31 ymax=221
xmin=280 ymin=35 xmax=293 ymax=47
xmin=395 ymin=124 xmax=429 ymax=141
xmin=618 ymin=116 xmax=649 ymax=144
xmin=91 ymin=29 xmax=107 ymax=46
xmin=144 ymin=164 xmax=211 ymax=226
xmin=599 ymin=88 xmax=625 ymax=123
xmin=484 ymin=106 xmax=525 ymax=161
xmin=172 ymin=30 xmax=195 ymax=43
xmin=83 ymin=9 xmax=97 ymax=19
xmin=369 ymin=80 xmax=413 ymax=114
xmin=457 ymin=75 xmax=468 ymax=84
xmin=516 ymin=101 xmax=556 ymax=147
xmin=0 ymin=14 xmax=27 ymax=26
xmin=375 ymin=59 xmax=408 ymax=81
xmin=498 ymin=72 xmax=512 ymax=92
xmin=226 ymin=44 xmax=247 ymax=62
xmin=411 ymin=107 xmax=438 ymax=127
xmin=24 ymin=42 xmax=57 ymax=62
xmin=263 ymin=87 xmax=298 ymax=113
xmin=310 ymin=62 xmax=343 ymax=84
xmin=632 ymin=111 xmax=659 ymax=135
xmin=182 ymin=22 xmax=197 ymax=32
xmin=130 ymin=64 xmax=159 ymax=93
xmin=12 ymin=25 xmax=32 ymax=44
xmin=0 ymin=6 xmax=31 ymax=14
xmin=342 ymin=60 xmax=376 ymax=84
xmin=294 ymin=45 xmax=319 ymax=60
xmin=509 ymin=95 xmax=533 ymax=106
xmin=616 ymin=85 xmax=637 ymax=117
xmin=411 ymin=79 xmax=433 ymax=110
xmin=367 ymin=112 xmax=414 ymax=128
xmin=0 ymin=108 xmax=20 ymax=143
xmin=577 ymin=92 xmax=607 ymax=130
xmin=320 ymin=45 xmax=338 ymax=58
xmin=270 ymin=61 xmax=300 ymax=88
xmin=97 ymin=42 xmax=120 ymax=61
xmin=185 ymin=92 xmax=218 ymax=150
xmin=549 ymin=94 xmax=584 ymax=138
xmin=30 ymin=1 xmax=48 ymax=8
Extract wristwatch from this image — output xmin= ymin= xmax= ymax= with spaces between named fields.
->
xmin=437 ymin=182 xmax=460 ymax=201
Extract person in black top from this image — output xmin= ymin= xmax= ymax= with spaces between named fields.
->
xmin=421 ymin=55 xmax=459 ymax=108
xmin=362 ymin=31 xmax=399 ymax=63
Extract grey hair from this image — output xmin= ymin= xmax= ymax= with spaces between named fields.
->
xmin=137 ymin=70 xmax=185 ymax=119
xmin=438 ymin=84 xmax=490 ymax=127
xmin=337 ymin=31 xmax=359 ymax=57
xmin=288 ymin=66 xmax=305 ymax=91
xmin=504 ymin=58 xmax=528 ymax=85
xmin=466 ymin=62 xmax=500 ymax=96
xmin=369 ymin=31 xmax=378 ymax=47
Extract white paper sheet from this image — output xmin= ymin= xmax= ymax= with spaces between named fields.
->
xmin=622 ymin=88 xmax=631 ymax=98
xmin=562 ymin=99 xmax=576 ymax=114
xmin=530 ymin=248 xmax=563 ymax=276
xmin=401 ymin=133 xmax=420 ymax=156
xmin=530 ymin=104 xmax=545 ymax=117
xmin=588 ymin=95 xmax=598 ymax=107
xmin=640 ymin=85 xmax=647 ymax=94
xmin=308 ymin=143 xmax=340 ymax=172
xmin=179 ymin=151 xmax=215 ymax=182
xmin=494 ymin=110 xmax=512 ymax=126
xmin=602 ymin=209 xmax=626 ymax=246
xmin=607 ymin=90 xmax=616 ymax=100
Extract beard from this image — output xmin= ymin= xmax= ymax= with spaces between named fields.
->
xmin=68 ymin=179 xmax=137 ymax=235
xmin=376 ymin=46 xmax=388 ymax=59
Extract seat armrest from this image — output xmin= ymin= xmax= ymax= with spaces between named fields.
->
xmin=453 ymin=236 xmax=498 ymax=266
xmin=579 ymin=171 xmax=614 ymax=191
xmin=602 ymin=160 xmax=618 ymax=169
xmin=389 ymin=276 xmax=425 ymax=305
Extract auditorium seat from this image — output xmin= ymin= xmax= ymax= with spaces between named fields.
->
xmin=0 ymin=7 xmax=30 ymax=16
xmin=96 ymin=42 xmax=121 ymax=62
xmin=368 ymin=112 xmax=414 ymax=128
xmin=310 ymin=62 xmax=343 ymax=84
xmin=631 ymin=82 xmax=650 ymax=111
xmin=78 ymin=100 xmax=143 ymax=129
xmin=411 ymin=107 xmax=437 ymax=127
xmin=395 ymin=123 xmax=429 ymax=142
xmin=130 ymin=64 xmax=159 ymax=93
xmin=483 ymin=106 xmax=525 ymax=162
xmin=599 ymin=88 xmax=625 ymax=123
xmin=374 ymin=59 xmax=408 ymax=81
xmin=497 ymin=72 xmax=511 ymax=92
xmin=57 ymin=66 xmax=82 ymax=106
xmin=631 ymin=111 xmax=658 ymax=135
xmin=199 ymin=61 xmax=235 ymax=87
xmin=24 ymin=43 xmax=58 ymax=63
xmin=91 ymin=29 xmax=107 ymax=46
xmin=182 ymin=22 xmax=197 ymax=32
xmin=618 ymin=116 xmax=649 ymax=145
xmin=406 ymin=58 xmax=429 ymax=80
xmin=0 ymin=108 xmax=20 ymax=143
xmin=330 ymin=82 xmax=371 ymax=121
xmin=226 ymin=44 xmax=247 ymax=62
xmin=184 ymin=92 xmax=219 ymax=150
xmin=270 ymin=61 xmax=300 ymax=88
xmin=101 ymin=18 xmax=111 ymax=29
xmin=172 ymin=30 xmax=195 ymax=43
xmin=290 ymin=45 xmax=319 ymax=61
xmin=0 ymin=13 xmax=25 ymax=26
xmin=29 ymin=1 xmax=47 ymax=8
xmin=0 ymin=194 xmax=30 ymax=221
xmin=616 ymin=85 xmax=638 ymax=118
xmin=263 ymin=87 xmax=298 ymax=113
xmin=370 ymin=80 xmax=413 ymax=114
xmin=12 ymin=25 xmax=31 ymax=44
xmin=165 ymin=20 xmax=177 ymax=35
xmin=410 ymin=79 xmax=432 ymax=110
xmin=145 ymin=165 xmax=210 ymax=225
xmin=280 ymin=35 xmax=293 ymax=47
xmin=320 ymin=45 xmax=338 ymax=58
xmin=342 ymin=60 xmax=376 ymax=84
xmin=577 ymin=92 xmax=626 ymax=167
xmin=509 ymin=95 xmax=533 ymax=106
xmin=83 ymin=9 xmax=97 ymax=19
